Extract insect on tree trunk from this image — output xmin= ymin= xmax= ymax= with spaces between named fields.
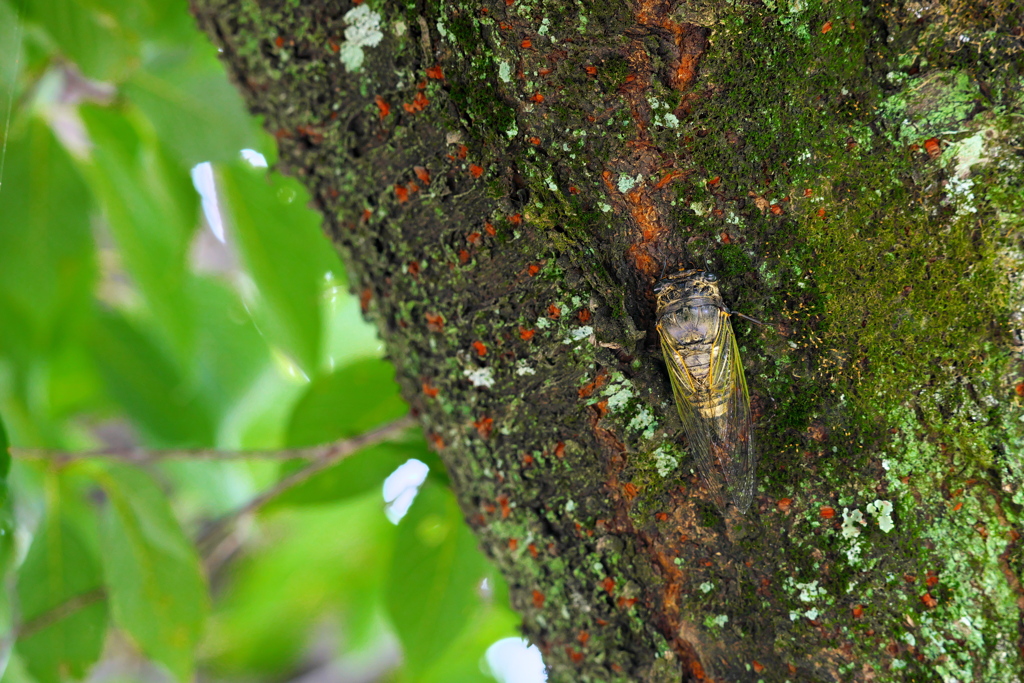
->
xmin=192 ymin=0 xmax=1024 ymax=680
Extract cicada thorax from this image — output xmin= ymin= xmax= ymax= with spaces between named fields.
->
xmin=655 ymin=269 xmax=757 ymax=513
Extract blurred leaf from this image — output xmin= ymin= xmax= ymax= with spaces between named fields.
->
xmin=18 ymin=0 xmax=136 ymax=81
xmin=15 ymin=514 xmax=108 ymax=683
xmin=0 ymin=1 xmax=25 ymax=93
xmin=271 ymin=358 xmax=410 ymax=507
xmin=416 ymin=600 xmax=518 ymax=683
xmin=79 ymin=104 xmax=199 ymax=357
xmin=0 ymin=119 xmax=96 ymax=362
xmin=87 ymin=308 xmax=214 ymax=447
xmin=286 ymin=358 xmax=408 ymax=446
xmin=124 ymin=45 xmax=260 ymax=167
xmin=96 ymin=463 xmax=208 ymax=681
xmin=0 ymin=412 xmax=8 ymax=485
xmin=385 ymin=483 xmax=491 ymax=674
xmin=217 ymin=163 xmax=339 ymax=374
xmin=205 ymin=494 xmax=395 ymax=677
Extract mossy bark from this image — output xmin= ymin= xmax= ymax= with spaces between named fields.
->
xmin=192 ymin=0 xmax=1024 ymax=680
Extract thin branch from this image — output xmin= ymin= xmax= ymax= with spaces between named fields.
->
xmin=13 ymin=588 xmax=107 ymax=641
xmin=197 ymin=414 xmax=417 ymax=553
xmin=10 ymin=414 xmax=417 ymax=464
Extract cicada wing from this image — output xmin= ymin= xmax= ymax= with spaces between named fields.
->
xmin=659 ymin=331 xmax=726 ymax=510
xmin=708 ymin=315 xmax=757 ymax=512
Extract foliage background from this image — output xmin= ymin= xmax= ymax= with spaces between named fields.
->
xmin=0 ymin=1 xmax=526 ymax=681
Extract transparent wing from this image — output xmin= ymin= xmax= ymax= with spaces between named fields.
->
xmin=659 ymin=329 xmax=726 ymax=510
xmin=708 ymin=314 xmax=756 ymax=512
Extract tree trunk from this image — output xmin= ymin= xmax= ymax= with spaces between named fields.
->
xmin=191 ymin=0 xmax=1024 ymax=679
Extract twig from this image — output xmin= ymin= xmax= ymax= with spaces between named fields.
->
xmin=11 ymin=414 xmax=416 ymax=464
xmin=197 ymin=414 xmax=417 ymax=552
xmin=13 ymin=588 xmax=106 ymax=641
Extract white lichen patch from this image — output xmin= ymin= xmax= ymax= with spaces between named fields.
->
xmin=562 ymin=325 xmax=593 ymax=344
xmin=841 ymin=507 xmax=865 ymax=538
xmin=627 ymin=407 xmax=656 ymax=439
xmin=653 ymin=447 xmax=679 ymax=477
xmin=866 ymin=499 xmax=895 ymax=533
xmin=464 ymin=366 xmax=494 ymax=388
xmin=339 ymin=5 xmax=383 ymax=72
xmin=699 ymin=581 xmax=714 ymax=593
xmin=601 ymin=372 xmax=634 ymax=411
xmin=515 ymin=360 xmax=536 ymax=376
xmin=498 ymin=61 xmax=512 ymax=83
xmin=617 ymin=173 xmax=642 ymax=193
xmin=704 ymin=614 xmax=729 ymax=629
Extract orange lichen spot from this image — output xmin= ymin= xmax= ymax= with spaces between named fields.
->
xmin=426 ymin=65 xmax=444 ymax=79
xmin=509 ymin=538 xmax=518 ymax=551
xmin=610 ymin=663 xmax=622 ymax=673
xmin=407 ymin=182 xmax=420 ymax=194
xmin=467 ymin=231 xmax=482 ymax=245
xmin=567 ymin=648 xmax=584 ymax=664
xmin=274 ymin=36 xmax=284 ymax=47
xmin=656 ymin=170 xmax=685 ymax=188
xmin=521 ymin=38 xmax=532 ymax=48
xmin=923 ymin=137 xmax=941 ymax=158
xmin=509 ymin=213 xmax=522 ymax=225
xmin=952 ymin=501 xmax=963 ymax=511
xmin=274 ymin=128 xmax=292 ymax=139
xmin=361 ymin=208 xmax=372 ymax=223
xmin=498 ymin=494 xmax=511 ymax=518
xmin=817 ymin=208 xmax=827 ymax=218
xmin=469 ymin=164 xmax=485 ymax=178
xmin=403 ymin=91 xmax=430 ymax=114
xmin=407 ymin=260 xmax=420 ymax=275
xmin=329 ymin=40 xmax=340 ymax=53
xmin=528 ymin=543 xmax=539 ymax=557
xmin=484 ymin=221 xmax=496 ymax=236
xmin=472 ymin=340 xmax=487 ymax=356
xmin=720 ymin=232 xmax=732 ymax=244
xmin=820 ymin=506 xmax=835 ymax=519
xmin=1015 ymin=381 xmax=1024 ymax=396
xmin=474 ymin=416 xmax=494 ymax=438
xmin=594 ymin=399 xmax=609 ymax=417
xmin=547 ymin=304 xmax=561 ymax=319
xmin=617 ymin=597 xmax=637 ymax=609
xmin=528 ymin=136 xmax=541 ymax=145
xmin=499 ymin=21 xmax=512 ymax=29
xmin=903 ymin=573 xmax=917 ymax=583
xmin=852 ymin=604 xmax=864 ymax=618
xmin=578 ymin=631 xmax=590 ymax=646
xmin=519 ymin=327 xmax=535 ymax=341
xmin=578 ymin=309 xmax=591 ymax=323
xmin=585 ymin=65 xmax=597 ymax=76
xmin=554 ymin=441 xmax=565 ymax=458
xmin=430 ymin=433 xmax=445 ymax=449
xmin=532 ymin=590 xmax=545 ymax=607
xmin=529 ymin=92 xmax=545 ymax=103
xmin=921 ymin=593 xmax=938 ymax=609
xmin=359 ymin=288 xmax=372 ymax=312
xmin=569 ymin=185 xmax=580 ymax=194
xmin=708 ymin=176 xmax=721 ymax=187
xmin=394 ymin=184 xmax=409 ymax=203
xmin=622 ymin=483 xmax=639 ymax=500
xmin=456 ymin=144 xmax=468 ymax=159
xmin=422 ymin=381 xmax=439 ymax=398
xmin=753 ymin=661 xmax=765 ymax=674
xmin=425 ymin=313 xmax=445 ymax=331
xmin=458 ymin=249 xmax=470 ymax=264
xmin=777 ymin=497 xmax=793 ymax=512
xmin=803 ymin=188 xmax=814 ymax=197
xmin=821 ymin=21 xmax=833 ymax=33
xmin=926 ymin=572 xmax=939 ymax=587
xmin=527 ymin=263 xmax=541 ymax=276
xmin=602 ymin=577 xmax=616 ymax=593
xmin=770 ymin=204 xmax=784 ymax=215
xmin=655 ymin=512 xmax=669 ymax=521
xmin=505 ymin=0 xmax=514 ymax=5
xmin=413 ymin=166 xmax=431 ymax=185
xmin=522 ymin=453 xmax=534 ymax=466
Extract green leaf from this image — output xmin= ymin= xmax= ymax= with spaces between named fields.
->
xmin=416 ymin=601 xmax=519 ymax=683
xmin=15 ymin=515 xmax=108 ymax=683
xmin=95 ymin=463 xmax=208 ymax=681
xmin=86 ymin=309 xmax=215 ymax=446
xmin=124 ymin=44 xmax=260 ymax=167
xmin=286 ymin=358 xmax=408 ymax=446
xmin=385 ymin=483 xmax=491 ymax=674
xmin=78 ymin=104 xmax=199 ymax=357
xmin=0 ymin=412 xmax=8 ymax=484
xmin=19 ymin=0 xmax=137 ymax=81
xmin=0 ymin=119 xmax=96 ymax=362
xmin=269 ymin=358 xmax=410 ymax=507
xmin=217 ymin=163 xmax=340 ymax=374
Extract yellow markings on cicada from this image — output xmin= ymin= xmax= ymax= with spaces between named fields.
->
xmin=655 ymin=269 xmax=757 ymax=513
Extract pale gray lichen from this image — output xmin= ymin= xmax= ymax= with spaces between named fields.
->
xmin=339 ymin=5 xmax=383 ymax=72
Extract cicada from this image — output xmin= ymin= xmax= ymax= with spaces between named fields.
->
xmin=655 ymin=269 xmax=757 ymax=513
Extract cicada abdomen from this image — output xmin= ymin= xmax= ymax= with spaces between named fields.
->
xmin=655 ymin=269 xmax=757 ymax=513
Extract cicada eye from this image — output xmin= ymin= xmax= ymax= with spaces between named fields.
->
xmin=705 ymin=273 xmax=717 ymax=282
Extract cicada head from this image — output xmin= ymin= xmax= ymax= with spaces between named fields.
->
xmin=654 ymin=269 xmax=722 ymax=315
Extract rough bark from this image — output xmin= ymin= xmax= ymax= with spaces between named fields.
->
xmin=191 ymin=0 xmax=1024 ymax=680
